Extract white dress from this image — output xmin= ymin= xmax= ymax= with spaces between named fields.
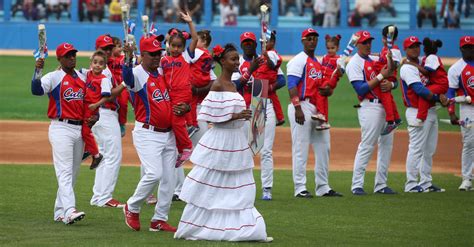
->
xmin=174 ymin=91 xmax=268 ymax=241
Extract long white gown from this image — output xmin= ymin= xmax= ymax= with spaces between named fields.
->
xmin=174 ymin=91 xmax=268 ymax=241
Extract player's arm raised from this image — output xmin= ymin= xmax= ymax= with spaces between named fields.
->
xmin=32 ymin=58 xmax=46 ymax=95
xmin=181 ymin=11 xmax=198 ymax=54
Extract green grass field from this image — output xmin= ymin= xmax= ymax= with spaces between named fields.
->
xmin=0 ymin=165 xmax=472 ymax=246
xmin=0 ymin=55 xmax=459 ymax=131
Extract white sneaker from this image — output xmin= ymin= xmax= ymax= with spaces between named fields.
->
xmin=315 ymin=122 xmax=331 ymax=131
xmin=410 ymin=118 xmax=424 ymax=127
xmin=146 ymin=194 xmax=158 ymax=205
xmin=64 ymin=211 xmax=85 ymax=225
xmin=311 ymin=113 xmax=326 ymax=122
xmin=259 ymin=237 xmax=274 ymax=243
xmin=459 ymin=179 xmax=472 ymax=191
xmin=262 ymin=187 xmax=272 ymax=200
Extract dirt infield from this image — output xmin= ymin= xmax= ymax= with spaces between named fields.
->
xmin=0 ymin=120 xmax=462 ymax=174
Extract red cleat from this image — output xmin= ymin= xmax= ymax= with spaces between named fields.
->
xmin=123 ymin=204 xmax=140 ymax=231
xmin=105 ymin=198 xmax=125 ymax=208
xmin=149 ymin=220 xmax=177 ymax=232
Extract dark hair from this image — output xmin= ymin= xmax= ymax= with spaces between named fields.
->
xmin=197 ymin=30 xmax=212 ymax=47
xmin=325 ymin=34 xmax=341 ymax=46
xmin=212 ymin=43 xmax=238 ymax=64
xmin=423 ymin=37 xmax=443 ymax=55
xmin=91 ymin=50 xmax=107 ymax=62
xmin=382 ymin=25 xmax=399 ymax=40
xmin=112 ymin=36 xmax=121 ymax=45
xmin=269 ymin=30 xmax=277 ymax=42
xmin=168 ymin=28 xmax=190 ymax=45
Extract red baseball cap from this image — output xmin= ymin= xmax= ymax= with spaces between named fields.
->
xmin=403 ymin=36 xmax=421 ymax=50
xmin=355 ymin=30 xmax=374 ymax=44
xmin=140 ymin=35 xmax=165 ymax=54
xmin=95 ymin=34 xmax=114 ymax=50
xmin=460 ymin=36 xmax=474 ymax=47
xmin=55 ymin=42 xmax=77 ymax=57
xmin=240 ymin=32 xmax=257 ymax=43
xmin=301 ymin=28 xmax=319 ymax=39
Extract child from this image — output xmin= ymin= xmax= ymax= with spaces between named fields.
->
xmin=311 ymin=34 xmax=343 ymax=130
xmin=406 ymin=38 xmax=449 ymax=125
xmin=160 ymin=12 xmax=198 ymax=167
xmin=262 ymin=31 xmax=286 ymax=126
xmin=187 ymin=29 xmax=216 ymax=136
xmin=376 ymin=25 xmax=403 ymax=135
xmin=83 ymin=51 xmax=113 ymax=169
xmin=108 ymin=36 xmax=129 ymax=137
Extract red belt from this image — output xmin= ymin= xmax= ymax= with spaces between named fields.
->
xmin=142 ymin=124 xmax=172 ymax=133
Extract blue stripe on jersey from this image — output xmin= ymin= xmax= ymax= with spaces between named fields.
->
xmin=401 ymin=80 xmax=412 ymax=107
xmin=136 ymin=84 xmax=151 ymax=123
xmin=300 ymin=65 xmax=307 ymax=99
xmin=50 ymin=84 xmax=62 ymax=118
xmin=458 ymin=75 xmax=469 ymax=96
xmin=129 ymin=91 xmax=135 ymax=106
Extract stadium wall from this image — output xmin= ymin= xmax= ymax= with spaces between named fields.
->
xmin=0 ymin=22 xmax=469 ymax=57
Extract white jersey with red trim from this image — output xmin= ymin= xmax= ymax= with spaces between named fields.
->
xmin=40 ymin=69 xmax=86 ymax=120
xmin=128 ymin=65 xmax=172 ymax=128
xmin=400 ymin=63 xmax=423 ymax=108
xmin=448 ymin=59 xmax=474 ymax=98
xmin=286 ymin=51 xmax=323 ymax=100
xmin=346 ymin=53 xmax=382 ymax=101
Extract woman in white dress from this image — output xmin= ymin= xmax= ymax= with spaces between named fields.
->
xmin=174 ymin=43 xmax=272 ymax=242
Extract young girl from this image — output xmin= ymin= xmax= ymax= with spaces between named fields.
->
xmin=311 ymin=34 xmax=343 ymax=130
xmin=174 ymin=43 xmax=271 ymax=242
xmin=406 ymin=38 xmax=449 ymax=125
xmin=83 ymin=51 xmax=113 ymax=169
xmin=187 ymin=29 xmax=216 ymax=136
xmin=160 ymin=12 xmax=198 ymax=167
xmin=108 ymin=36 xmax=129 ymax=136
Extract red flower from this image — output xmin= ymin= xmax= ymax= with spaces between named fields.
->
xmin=213 ymin=45 xmax=224 ymax=57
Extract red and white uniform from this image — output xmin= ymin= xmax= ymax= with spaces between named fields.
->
xmin=374 ymin=46 xmax=402 ymax=122
xmin=448 ymin=59 xmax=474 ymax=182
xmin=400 ymin=62 xmax=439 ymax=191
xmin=416 ymin=54 xmax=449 ymax=120
xmin=286 ymin=51 xmax=336 ymax=196
xmin=82 ymin=72 xmax=112 ymax=157
xmin=125 ymin=64 xmax=177 ymax=222
xmin=317 ymin=53 xmax=341 ymax=121
xmin=232 ymin=55 xmax=267 ymax=106
xmin=39 ymin=69 xmax=86 ymax=221
xmin=161 ymin=49 xmax=199 ymax=153
xmin=108 ymin=54 xmax=130 ymax=126
xmin=346 ymin=52 xmax=394 ymax=193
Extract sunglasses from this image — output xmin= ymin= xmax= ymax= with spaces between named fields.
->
xmin=361 ymin=40 xmax=372 ymax=45
xmin=302 ymin=36 xmax=318 ymax=41
xmin=241 ymin=40 xmax=255 ymax=46
xmin=146 ymin=51 xmax=162 ymax=57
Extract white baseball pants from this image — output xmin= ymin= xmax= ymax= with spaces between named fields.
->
xmin=460 ymin=104 xmax=474 ymax=181
xmin=90 ymin=108 xmax=122 ymax=206
xmin=127 ymin=123 xmax=177 ymax=221
xmin=405 ymin=107 xmax=438 ymax=191
xmin=288 ymin=100 xmax=332 ymax=196
xmin=261 ymin=100 xmax=276 ymax=189
xmin=351 ymin=99 xmax=394 ymax=192
xmin=49 ymin=120 xmax=84 ymax=221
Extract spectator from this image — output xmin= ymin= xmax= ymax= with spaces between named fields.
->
xmin=149 ymin=0 xmax=166 ymax=21
xmin=312 ymin=0 xmax=325 ymax=26
xmin=351 ymin=0 xmax=378 ymax=27
xmin=219 ymin=0 xmax=238 ymax=26
xmin=458 ymin=0 xmax=471 ymax=18
xmin=378 ymin=0 xmax=396 ymax=17
xmin=417 ymin=0 xmax=437 ymax=28
xmin=109 ymin=0 xmax=121 ymax=22
xmin=444 ymin=0 xmax=460 ymax=28
xmin=46 ymin=0 xmax=61 ymax=20
xmin=178 ymin=0 xmax=202 ymax=24
xmin=301 ymin=0 xmax=313 ymax=16
xmin=86 ymin=0 xmax=105 ymax=22
xmin=59 ymin=0 xmax=70 ymax=18
xmin=11 ymin=0 xmax=24 ymax=18
xmin=323 ymin=0 xmax=339 ymax=27
xmin=79 ymin=0 xmax=85 ymax=21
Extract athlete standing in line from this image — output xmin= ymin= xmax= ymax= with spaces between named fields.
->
xmin=286 ymin=28 xmax=342 ymax=198
xmin=32 ymin=43 xmax=87 ymax=224
xmin=446 ymin=36 xmax=474 ymax=191
xmin=346 ymin=30 xmax=397 ymax=195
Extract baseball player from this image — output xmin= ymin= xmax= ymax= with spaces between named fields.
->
xmin=88 ymin=34 xmax=124 ymax=208
xmin=32 ymin=43 xmax=86 ymax=224
xmin=446 ymin=36 xmax=474 ymax=191
xmin=346 ymin=30 xmax=397 ymax=195
xmin=122 ymin=34 xmax=179 ymax=232
xmin=400 ymin=36 xmax=448 ymax=193
xmin=231 ymin=31 xmax=286 ymax=200
xmin=286 ymin=28 xmax=342 ymax=198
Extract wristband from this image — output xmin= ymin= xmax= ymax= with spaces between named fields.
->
xmin=391 ymin=82 xmax=395 ymax=89
xmin=242 ymin=71 xmax=251 ymax=81
xmin=432 ymin=94 xmax=440 ymax=102
xmin=291 ymin=96 xmax=301 ymax=107
xmin=376 ymin=73 xmax=384 ymax=81
xmin=121 ymin=81 xmax=127 ymax=88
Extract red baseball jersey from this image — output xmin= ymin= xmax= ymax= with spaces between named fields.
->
xmin=128 ymin=65 xmax=172 ymax=128
xmin=161 ymin=49 xmax=199 ymax=91
xmin=346 ymin=53 xmax=383 ymax=101
xmin=108 ymin=54 xmax=124 ymax=85
xmin=422 ymin=54 xmax=449 ymax=89
xmin=40 ymin=70 xmax=86 ymax=120
xmin=84 ymin=71 xmax=112 ymax=105
xmin=254 ymin=49 xmax=282 ymax=83
xmin=448 ymin=59 xmax=474 ymax=98
xmin=231 ymin=55 xmax=270 ymax=106
xmin=190 ymin=48 xmax=217 ymax=103
xmin=374 ymin=45 xmax=402 ymax=82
